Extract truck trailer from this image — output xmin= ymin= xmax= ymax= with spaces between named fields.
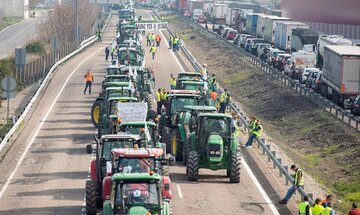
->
xmin=246 ymin=13 xmax=264 ymax=35
xmin=321 ymin=45 xmax=360 ymax=108
xmin=263 ymin=16 xmax=290 ymax=43
xmin=290 ymin=28 xmax=319 ymax=52
xmin=274 ymin=21 xmax=308 ymax=50
xmin=210 ymin=3 xmax=228 ymax=24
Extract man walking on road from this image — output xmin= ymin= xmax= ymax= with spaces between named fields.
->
xmin=243 ymin=120 xmax=262 ymax=148
xmin=150 ymin=45 xmax=157 ymax=60
xmin=279 ymin=164 xmax=304 ymax=204
xmin=84 ymin=69 xmax=94 ymax=95
xmin=155 ymin=35 xmax=161 ymax=47
xmin=105 ymin=46 xmax=110 ymax=61
xmin=298 ymin=196 xmax=311 ymax=215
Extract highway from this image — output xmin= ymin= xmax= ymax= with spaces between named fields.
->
xmin=0 ymin=16 xmax=43 ymax=59
xmin=0 ymin=10 xmax=282 ymax=215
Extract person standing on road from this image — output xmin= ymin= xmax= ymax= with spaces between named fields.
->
xmin=322 ymin=195 xmax=334 ymax=208
xmin=278 ymin=164 xmax=304 ymax=204
xmin=146 ymin=33 xmax=151 ymax=46
xmin=169 ymin=35 xmax=173 ymax=49
xmin=97 ymin=30 xmax=102 ymax=42
xmin=312 ymin=198 xmax=325 ymax=215
xmin=323 ymin=202 xmax=335 ymax=215
xmin=150 ymin=45 xmax=157 ymax=60
xmin=151 ymin=33 xmax=156 ymax=46
xmin=170 ymin=74 xmax=176 ymax=89
xmin=105 ymin=46 xmax=110 ymax=61
xmin=111 ymin=46 xmax=115 ymax=61
xmin=155 ymin=35 xmax=161 ymax=47
xmin=84 ymin=70 xmax=94 ymax=95
xmin=156 ymin=88 xmax=162 ymax=114
xmin=218 ymin=90 xmax=226 ymax=113
xmin=298 ymin=196 xmax=311 ymax=215
xmin=349 ymin=203 xmax=360 ymax=215
xmin=243 ymin=120 xmax=262 ymax=148
xmin=224 ymin=89 xmax=231 ymax=110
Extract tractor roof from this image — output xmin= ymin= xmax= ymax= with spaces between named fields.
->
xmin=167 ymin=93 xmax=201 ymax=98
xmin=101 ymin=134 xmax=141 ymax=141
xmin=178 ymin=72 xmax=201 ymax=77
xmin=107 ymin=64 xmax=121 ymax=69
xmin=120 ymin=66 xmax=144 ymax=71
xmin=184 ymin=105 xmax=217 ymax=112
xmin=111 ymin=148 xmax=163 ymax=158
xmin=107 ymin=97 xmax=138 ymax=102
xmin=169 ymin=90 xmax=199 ymax=95
xmin=106 ymin=75 xmax=129 ymax=78
xmin=118 ymin=47 xmax=137 ymax=52
xmin=112 ymin=173 xmax=161 ymax=182
xmin=198 ymin=113 xmax=232 ymax=119
xmin=120 ymin=121 xmax=156 ymax=127
xmin=182 ymin=81 xmax=205 ymax=85
xmin=105 ymin=85 xmax=131 ymax=90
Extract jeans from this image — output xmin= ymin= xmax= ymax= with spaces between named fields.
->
xmin=84 ymin=81 xmax=92 ymax=94
xmin=283 ymin=185 xmax=303 ymax=202
xmin=152 ymin=53 xmax=155 ymax=59
xmin=245 ymin=133 xmax=256 ymax=146
xmin=169 ymin=41 xmax=172 ymax=49
xmin=157 ymin=101 xmax=162 ymax=114
xmin=147 ymin=40 xmax=150 ymax=46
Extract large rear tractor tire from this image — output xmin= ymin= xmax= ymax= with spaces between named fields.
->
xmin=91 ymin=100 xmax=102 ymax=128
xmin=144 ymin=93 xmax=155 ymax=120
xmin=229 ymin=152 xmax=242 ymax=183
xmin=86 ymin=180 xmax=98 ymax=215
xmin=171 ymin=129 xmax=183 ymax=162
xmin=182 ymin=125 xmax=191 ymax=165
xmin=187 ymin=151 xmax=199 ymax=181
xmin=162 ymin=127 xmax=172 ymax=154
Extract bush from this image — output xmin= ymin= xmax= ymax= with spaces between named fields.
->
xmin=25 ymin=41 xmax=46 ymax=55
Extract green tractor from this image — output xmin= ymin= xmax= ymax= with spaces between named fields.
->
xmin=106 ymin=64 xmax=122 ymax=75
xmin=117 ymin=47 xmax=144 ymax=67
xmin=186 ymin=113 xmax=242 ymax=183
xmin=159 ymin=91 xmax=207 ymax=161
xmin=103 ymin=173 xmax=171 ymax=215
xmin=85 ymin=134 xmax=142 ymax=215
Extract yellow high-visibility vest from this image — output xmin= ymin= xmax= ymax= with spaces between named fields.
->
xmin=170 ymin=77 xmax=176 ymax=86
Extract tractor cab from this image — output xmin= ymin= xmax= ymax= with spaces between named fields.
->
xmin=106 ymin=86 xmax=134 ymax=99
xmin=180 ymin=81 xmax=207 ymax=92
xmin=107 ymin=64 xmax=122 ymax=75
xmin=103 ymin=75 xmax=130 ymax=88
xmin=163 ymin=93 xmax=205 ymax=120
xmin=102 ymin=173 xmax=170 ymax=215
xmin=117 ymin=47 xmax=143 ymax=66
xmin=177 ymin=72 xmax=202 ymax=81
xmin=85 ymin=134 xmax=143 ymax=215
xmin=118 ymin=121 xmax=158 ymax=148
xmin=186 ymin=113 xmax=241 ymax=183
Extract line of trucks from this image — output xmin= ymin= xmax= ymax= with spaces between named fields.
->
xmin=85 ymin=3 xmax=243 ymax=215
xmin=173 ymin=0 xmax=360 ymax=109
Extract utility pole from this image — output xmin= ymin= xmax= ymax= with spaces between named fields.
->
xmin=76 ymin=0 xmax=79 ymax=43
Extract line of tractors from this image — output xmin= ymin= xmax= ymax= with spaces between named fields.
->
xmin=85 ymin=3 xmax=242 ymax=215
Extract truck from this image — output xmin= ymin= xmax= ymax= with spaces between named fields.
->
xmin=316 ymin=35 xmax=353 ymax=68
xmin=210 ymin=3 xmax=228 ymax=24
xmin=274 ymin=21 xmax=308 ymax=50
xmin=291 ymin=50 xmax=317 ymax=69
xmin=290 ymin=28 xmax=319 ymax=52
xmin=256 ymin=14 xmax=270 ymax=39
xmin=225 ymin=8 xmax=240 ymax=27
xmin=263 ymin=16 xmax=290 ymax=43
xmin=320 ymin=45 xmax=360 ymax=108
xmin=188 ymin=0 xmax=204 ymax=14
xmin=245 ymin=13 xmax=265 ymax=35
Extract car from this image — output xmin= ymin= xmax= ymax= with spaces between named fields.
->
xmin=233 ymin=34 xmax=242 ymax=45
xmin=226 ymin=30 xmax=238 ymax=40
xmin=275 ymin=53 xmax=291 ymax=71
xmin=256 ymin=43 xmax=271 ymax=57
xmin=239 ymin=35 xmax=254 ymax=48
xmin=221 ymin=28 xmax=233 ymax=38
xmin=269 ymin=48 xmax=285 ymax=58
xmin=250 ymin=39 xmax=266 ymax=55
xmin=304 ymin=69 xmax=320 ymax=88
xmin=301 ymin=68 xmax=320 ymax=84
xmin=197 ymin=14 xmax=207 ymax=23
xmin=351 ymin=95 xmax=360 ymax=115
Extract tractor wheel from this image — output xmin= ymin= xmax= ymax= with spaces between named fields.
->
xmin=171 ymin=129 xmax=183 ymax=162
xmin=229 ymin=152 xmax=242 ymax=183
xmin=86 ymin=180 xmax=98 ymax=215
xmin=187 ymin=151 xmax=199 ymax=181
xmin=158 ymin=116 xmax=165 ymax=136
xmin=182 ymin=125 xmax=191 ymax=165
xmin=144 ymin=93 xmax=155 ymax=120
xmin=162 ymin=127 xmax=172 ymax=154
xmin=91 ymin=100 xmax=102 ymax=128
xmin=161 ymin=165 xmax=170 ymax=176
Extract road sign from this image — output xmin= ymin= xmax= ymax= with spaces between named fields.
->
xmin=15 ymin=48 xmax=26 ymax=66
xmin=2 ymin=91 xmax=16 ymax=99
xmin=117 ymin=102 xmax=148 ymax=122
xmin=135 ymin=22 xmax=168 ymax=30
xmin=1 ymin=77 xmax=16 ymax=91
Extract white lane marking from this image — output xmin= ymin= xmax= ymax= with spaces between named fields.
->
xmin=147 ymin=9 xmax=279 ymax=215
xmin=0 ymin=46 xmax=104 ymax=199
xmin=242 ymin=159 xmax=280 ymax=215
xmin=146 ymin=12 xmax=186 ymax=73
xmin=176 ymin=184 xmax=183 ymax=199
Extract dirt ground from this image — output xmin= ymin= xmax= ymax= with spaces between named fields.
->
xmin=163 ymin=12 xmax=360 ymax=212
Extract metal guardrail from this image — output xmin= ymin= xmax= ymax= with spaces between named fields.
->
xmin=0 ymin=13 xmax=112 ymax=153
xmin=183 ymin=18 xmax=360 ymax=132
xmin=151 ymin=10 xmax=315 ymax=205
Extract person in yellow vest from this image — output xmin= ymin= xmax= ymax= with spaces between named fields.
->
xmin=161 ymin=89 xmax=168 ymax=111
xmin=83 ymin=69 xmax=94 ymax=95
xmin=279 ymin=164 xmax=304 ymax=204
xmin=156 ymin=88 xmax=162 ymax=114
xmin=170 ymin=74 xmax=176 ymax=89
xmin=218 ymin=90 xmax=226 ymax=113
xmin=151 ymin=33 xmax=156 ymax=46
xmin=323 ymin=202 xmax=335 ymax=215
xmin=243 ymin=119 xmax=262 ymax=148
xmin=312 ymin=198 xmax=325 ymax=215
xmin=298 ymin=196 xmax=311 ymax=215
xmin=150 ymin=45 xmax=157 ymax=59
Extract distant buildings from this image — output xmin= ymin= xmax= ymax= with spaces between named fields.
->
xmin=0 ymin=0 xmax=30 ymax=19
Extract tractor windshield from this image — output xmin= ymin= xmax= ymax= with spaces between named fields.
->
xmin=102 ymin=139 xmax=136 ymax=160
xmin=116 ymin=183 xmax=159 ymax=207
xmin=121 ymin=125 xmax=155 ymax=147
xmin=183 ymin=83 xmax=204 ymax=91
xmin=171 ymin=97 xmax=199 ymax=113
xmin=117 ymin=158 xmax=156 ymax=174
xmin=200 ymin=117 xmax=231 ymax=138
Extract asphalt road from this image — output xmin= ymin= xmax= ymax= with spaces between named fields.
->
xmin=0 ymin=16 xmax=43 ymax=59
xmin=0 ymin=10 xmax=280 ymax=215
